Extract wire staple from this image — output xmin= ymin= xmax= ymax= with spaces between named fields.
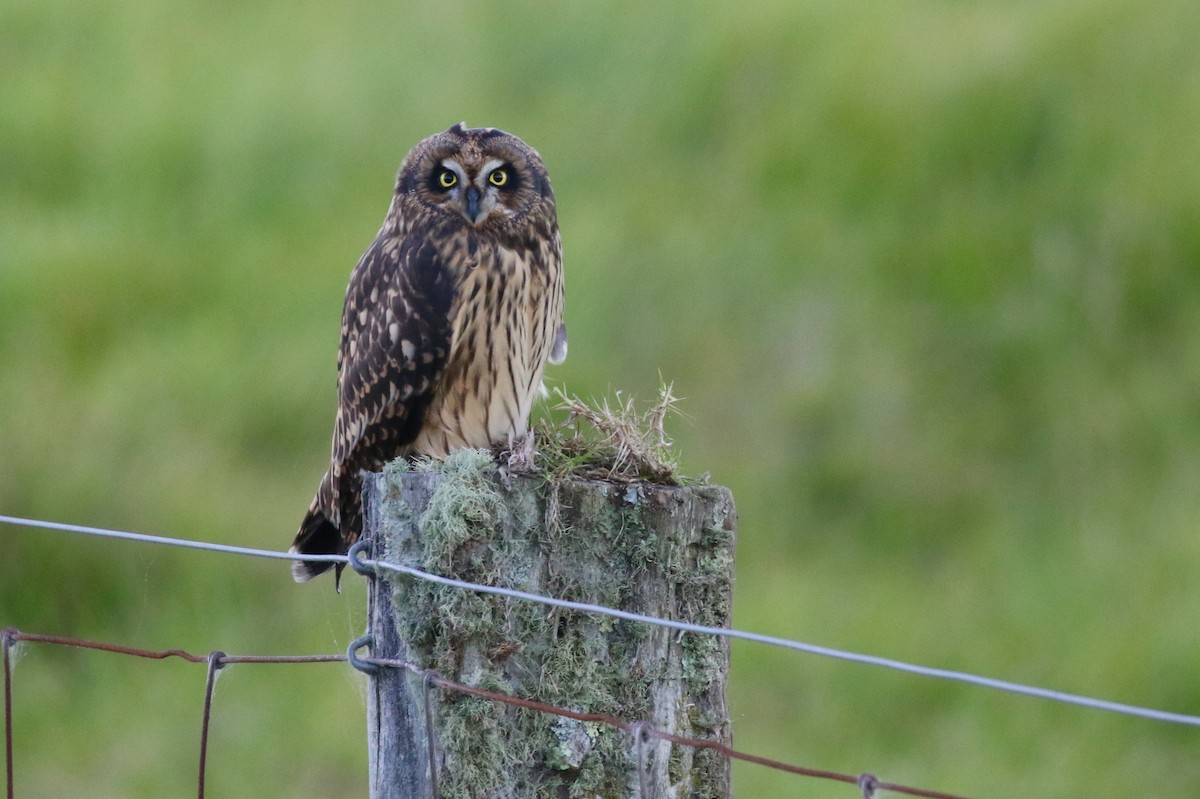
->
xmin=347 ymin=634 xmax=378 ymax=674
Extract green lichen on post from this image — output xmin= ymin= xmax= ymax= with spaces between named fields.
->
xmin=370 ymin=391 xmax=735 ymax=798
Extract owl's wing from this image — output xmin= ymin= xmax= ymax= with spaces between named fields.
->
xmin=291 ymin=232 xmax=456 ymax=583
xmin=333 ymin=232 xmax=456 ymax=472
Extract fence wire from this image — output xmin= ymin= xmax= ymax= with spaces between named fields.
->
xmin=0 ymin=629 xmax=347 ymax=799
xmin=4 ymin=512 xmax=1200 ymax=797
xmin=4 ymin=513 xmax=1199 ymax=728
xmin=2 ymin=628 xmax=968 ymax=799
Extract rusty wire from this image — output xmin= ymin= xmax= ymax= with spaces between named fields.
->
xmin=357 ymin=651 xmax=971 ymax=799
xmin=198 ymin=651 xmax=225 ymax=799
xmin=3 ymin=630 xmax=14 ymax=799
xmin=3 ymin=627 xmax=970 ymax=799
xmin=1 ymin=628 xmax=346 ymax=799
xmin=7 ymin=512 xmax=1200 ymax=729
xmin=5 ymin=514 xmax=1200 ymax=796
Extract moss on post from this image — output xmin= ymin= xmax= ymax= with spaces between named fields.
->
xmin=364 ymin=448 xmax=736 ymax=799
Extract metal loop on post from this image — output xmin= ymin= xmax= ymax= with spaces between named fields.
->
xmin=347 ymin=539 xmax=375 ymax=577
xmin=347 ymin=634 xmax=378 ymax=674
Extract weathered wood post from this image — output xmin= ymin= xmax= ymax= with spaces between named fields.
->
xmin=361 ymin=448 xmax=736 ymax=799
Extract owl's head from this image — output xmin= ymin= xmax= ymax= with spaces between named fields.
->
xmin=394 ymin=123 xmax=555 ymax=232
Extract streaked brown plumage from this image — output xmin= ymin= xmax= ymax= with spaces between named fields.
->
xmin=290 ymin=124 xmax=566 ymax=582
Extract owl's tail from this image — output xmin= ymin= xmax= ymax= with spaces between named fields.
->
xmin=289 ymin=471 xmax=344 ymax=584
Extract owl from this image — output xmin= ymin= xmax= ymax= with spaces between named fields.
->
xmin=290 ymin=123 xmax=566 ymax=583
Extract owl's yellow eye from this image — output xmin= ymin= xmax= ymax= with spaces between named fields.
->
xmin=437 ymin=169 xmax=457 ymax=189
xmin=488 ymin=168 xmax=509 ymax=188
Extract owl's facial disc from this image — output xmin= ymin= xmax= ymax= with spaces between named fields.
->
xmin=437 ymin=157 xmax=513 ymax=226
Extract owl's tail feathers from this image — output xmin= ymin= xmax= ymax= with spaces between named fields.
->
xmin=290 ymin=476 xmax=342 ymax=583
xmin=289 ymin=507 xmax=341 ymax=583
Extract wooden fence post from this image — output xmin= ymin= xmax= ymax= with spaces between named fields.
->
xmin=362 ymin=449 xmax=737 ymax=799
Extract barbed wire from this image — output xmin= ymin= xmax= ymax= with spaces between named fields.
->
xmin=2 ymin=628 xmax=968 ymax=799
xmin=4 ymin=513 xmax=1200 ymax=728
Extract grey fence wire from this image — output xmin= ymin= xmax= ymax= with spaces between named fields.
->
xmin=4 ymin=514 xmax=1199 ymax=728
xmin=4 ymin=512 xmax=1200 ymax=797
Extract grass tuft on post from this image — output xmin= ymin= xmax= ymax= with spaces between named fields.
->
xmin=364 ymin=390 xmax=736 ymax=799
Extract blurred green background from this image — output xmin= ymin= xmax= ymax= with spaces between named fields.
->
xmin=3 ymin=0 xmax=1200 ymax=795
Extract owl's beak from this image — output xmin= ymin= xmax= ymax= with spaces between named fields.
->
xmin=464 ymin=186 xmax=482 ymax=224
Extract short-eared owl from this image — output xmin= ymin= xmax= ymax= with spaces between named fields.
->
xmin=290 ymin=124 xmax=566 ymax=582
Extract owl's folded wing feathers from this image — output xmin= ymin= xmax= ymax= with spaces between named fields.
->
xmin=289 ymin=231 xmax=455 ymax=582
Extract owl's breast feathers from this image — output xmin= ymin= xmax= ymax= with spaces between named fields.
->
xmin=413 ymin=224 xmax=563 ymax=457
xmin=290 ymin=215 xmax=563 ymax=581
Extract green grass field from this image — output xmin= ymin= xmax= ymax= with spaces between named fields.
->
xmin=3 ymin=0 xmax=1200 ymax=795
